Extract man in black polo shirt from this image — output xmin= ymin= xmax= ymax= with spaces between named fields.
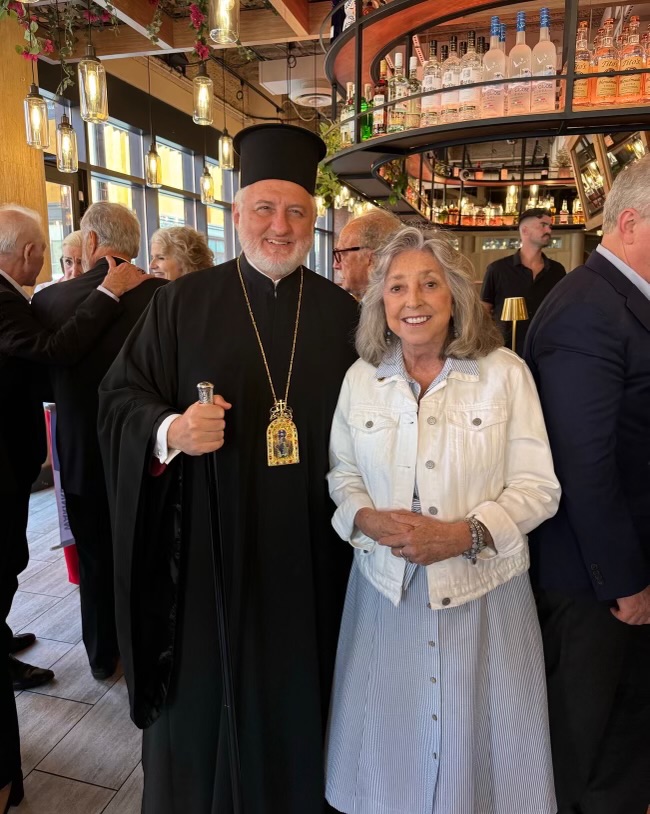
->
xmin=481 ymin=208 xmax=566 ymax=355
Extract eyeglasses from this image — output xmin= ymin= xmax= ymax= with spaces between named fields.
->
xmin=333 ymin=246 xmax=368 ymax=264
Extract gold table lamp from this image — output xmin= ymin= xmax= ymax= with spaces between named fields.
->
xmin=500 ymin=297 xmax=529 ymax=351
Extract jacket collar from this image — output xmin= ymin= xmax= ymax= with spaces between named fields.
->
xmin=0 ymin=268 xmax=29 ymax=300
xmin=375 ymin=340 xmax=479 ymax=386
xmin=585 ymin=249 xmax=650 ymax=331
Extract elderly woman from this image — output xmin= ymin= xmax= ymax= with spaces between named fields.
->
xmin=60 ymin=230 xmax=83 ymax=279
xmin=326 ymin=227 xmax=560 ymax=814
xmin=149 ymin=226 xmax=213 ymax=280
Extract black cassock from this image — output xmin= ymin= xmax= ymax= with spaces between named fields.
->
xmin=98 ymin=256 xmax=358 ymax=814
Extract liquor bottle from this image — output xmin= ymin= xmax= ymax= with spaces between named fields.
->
xmin=360 ymin=83 xmax=373 ymax=140
xmin=420 ymin=40 xmax=442 ymax=127
xmin=541 ymin=152 xmax=549 ymax=179
xmin=372 ymin=60 xmax=389 ymax=136
xmin=573 ymin=21 xmax=591 ymax=107
xmin=644 ymin=32 xmax=650 ymax=102
xmin=459 ymin=42 xmax=468 ymax=59
xmin=618 ymin=15 xmax=643 ymax=104
xmin=499 ymin=23 xmax=507 ymax=52
xmin=559 ymin=199 xmax=569 ymax=224
xmin=572 ymin=197 xmax=584 ymax=224
xmin=387 ymin=52 xmax=409 ymax=132
xmin=447 ymin=199 xmax=459 ymax=225
xmin=441 ymin=37 xmax=460 ymax=123
xmin=477 ymin=36 xmax=487 ymax=57
xmin=593 ymin=18 xmax=618 ymax=105
xmin=406 ymin=56 xmax=422 ymax=129
xmin=340 ymin=82 xmax=355 ymax=147
xmin=482 ymin=15 xmax=507 ymax=118
xmin=508 ymin=11 xmax=532 ymax=114
xmin=531 ymin=8 xmax=557 ymax=112
xmin=458 ymin=30 xmax=482 ymax=120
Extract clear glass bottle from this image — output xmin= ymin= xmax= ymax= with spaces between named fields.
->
xmin=499 ymin=23 xmax=507 ymax=52
xmin=458 ymin=30 xmax=482 ymax=120
xmin=593 ymin=18 xmax=618 ymax=106
xmin=477 ymin=36 xmax=487 ymax=57
xmin=340 ymin=82 xmax=355 ymax=146
xmin=459 ymin=42 xmax=468 ymax=59
xmin=361 ymin=83 xmax=373 ymax=140
xmin=420 ymin=40 xmax=442 ymax=127
xmin=644 ymin=32 xmax=650 ymax=102
xmin=559 ymin=199 xmax=569 ymax=224
xmin=482 ymin=15 xmax=507 ymax=118
xmin=618 ymin=15 xmax=643 ymax=104
xmin=573 ymin=21 xmax=591 ymax=107
xmin=387 ymin=52 xmax=409 ymax=132
xmin=531 ymin=8 xmax=557 ymax=112
xmin=372 ymin=60 xmax=389 ymax=136
xmin=441 ymin=37 xmax=460 ymax=123
xmin=406 ymin=56 xmax=422 ymax=129
xmin=508 ymin=11 xmax=532 ymax=114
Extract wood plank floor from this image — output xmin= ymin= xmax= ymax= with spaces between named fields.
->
xmin=10 ymin=489 xmax=143 ymax=813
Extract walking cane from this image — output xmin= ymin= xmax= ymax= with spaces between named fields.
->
xmin=197 ymin=381 xmax=243 ymax=813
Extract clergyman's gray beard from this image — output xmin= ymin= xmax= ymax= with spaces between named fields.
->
xmin=239 ymin=236 xmax=312 ymax=278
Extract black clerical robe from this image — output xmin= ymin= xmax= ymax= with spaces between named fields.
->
xmin=98 ymin=256 xmax=358 ymax=814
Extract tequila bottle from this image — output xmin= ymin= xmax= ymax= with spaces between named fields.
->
xmin=458 ymin=30 xmax=482 ymax=120
xmin=459 ymin=42 xmax=468 ymax=59
xmin=593 ymin=18 xmax=618 ymax=105
xmin=406 ymin=56 xmax=422 ymax=129
xmin=387 ymin=52 xmax=409 ymax=133
xmin=340 ymin=82 xmax=355 ymax=146
xmin=372 ymin=60 xmax=389 ymax=136
xmin=573 ymin=21 xmax=591 ymax=107
xmin=618 ymin=15 xmax=643 ymax=104
xmin=441 ymin=37 xmax=460 ymax=123
xmin=420 ymin=40 xmax=442 ymax=127
xmin=508 ymin=11 xmax=532 ymax=114
xmin=482 ymin=15 xmax=507 ymax=118
xmin=360 ymin=84 xmax=373 ymax=140
xmin=531 ymin=8 xmax=557 ymax=112
xmin=477 ymin=36 xmax=487 ymax=57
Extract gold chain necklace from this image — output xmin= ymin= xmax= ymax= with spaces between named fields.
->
xmin=237 ymin=256 xmax=303 ymax=466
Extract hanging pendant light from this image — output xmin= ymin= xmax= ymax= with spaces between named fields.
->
xmin=56 ymin=111 xmax=78 ymax=172
xmin=218 ymin=56 xmax=234 ymax=170
xmin=201 ymin=165 xmax=215 ymax=204
xmin=193 ymin=62 xmax=214 ymax=125
xmin=78 ymin=43 xmax=108 ymax=123
xmin=146 ymin=141 xmax=162 ymax=188
xmin=24 ymin=84 xmax=50 ymax=150
xmin=208 ymin=0 xmax=240 ymax=44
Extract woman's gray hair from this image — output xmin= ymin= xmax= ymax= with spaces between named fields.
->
xmin=62 ymin=230 xmax=82 ymax=254
xmin=356 ymin=226 xmax=503 ymax=366
xmin=151 ymin=226 xmax=214 ymax=275
xmin=81 ymin=202 xmax=140 ymax=259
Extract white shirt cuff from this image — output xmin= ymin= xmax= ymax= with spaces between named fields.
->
xmin=97 ymin=285 xmax=119 ymax=302
xmin=154 ymin=414 xmax=182 ymax=464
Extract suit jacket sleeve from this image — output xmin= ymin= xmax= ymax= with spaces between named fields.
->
xmin=529 ymin=300 xmax=648 ymax=600
xmin=480 ymin=264 xmax=496 ymax=305
xmin=1 ymin=288 xmax=120 ymax=364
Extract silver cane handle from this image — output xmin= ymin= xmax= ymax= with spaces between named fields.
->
xmin=197 ymin=381 xmax=214 ymax=404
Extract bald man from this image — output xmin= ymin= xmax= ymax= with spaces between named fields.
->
xmin=333 ymin=210 xmax=401 ymax=300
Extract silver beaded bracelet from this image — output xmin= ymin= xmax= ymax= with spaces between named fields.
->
xmin=463 ymin=516 xmax=487 ymax=565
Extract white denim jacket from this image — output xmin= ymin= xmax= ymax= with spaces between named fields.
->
xmin=327 ymin=346 xmax=561 ymax=609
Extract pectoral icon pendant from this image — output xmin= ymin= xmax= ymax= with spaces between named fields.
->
xmin=267 ymin=400 xmax=299 ymax=466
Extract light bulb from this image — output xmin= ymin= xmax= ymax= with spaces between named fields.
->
xmin=56 ymin=113 xmax=78 ymax=172
xmin=209 ymin=0 xmax=239 ymax=44
xmin=146 ymin=143 xmax=162 ymax=188
xmin=78 ymin=44 xmax=108 ymax=123
xmin=193 ymin=64 xmax=214 ymax=125
xmin=24 ymin=85 xmax=49 ymax=150
xmin=218 ymin=130 xmax=234 ymax=170
xmin=201 ymin=166 xmax=215 ymax=204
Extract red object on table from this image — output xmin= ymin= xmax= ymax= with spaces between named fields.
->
xmin=63 ymin=544 xmax=80 ymax=585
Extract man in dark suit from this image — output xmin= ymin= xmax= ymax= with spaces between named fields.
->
xmin=32 ymin=202 xmax=166 ymax=680
xmin=0 ymin=204 xmax=148 ymax=807
xmin=525 ymin=156 xmax=650 ymax=814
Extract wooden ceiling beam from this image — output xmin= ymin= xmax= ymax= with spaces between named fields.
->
xmin=91 ymin=0 xmax=175 ymax=49
xmin=266 ymin=0 xmax=310 ymax=38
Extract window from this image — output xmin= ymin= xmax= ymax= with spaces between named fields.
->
xmin=309 ymin=210 xmax=334 ymax=278
xmin=159 ymin=190 xmax=194 ymax=228
xmin=207 ymin=205 xmax=227 ymax=265
xmin=91 ymin=175 xmax=147 ymax=263
xmin=88 ymin=120 xmax=141 ymax=176
xmin=46 ymin=181 xmax=74 ymax=280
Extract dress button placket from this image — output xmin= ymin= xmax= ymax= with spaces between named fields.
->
xmin=426 ymin=606 xmax=441 ymax=790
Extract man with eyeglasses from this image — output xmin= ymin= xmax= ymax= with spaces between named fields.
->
xmin=333 ymin=210 xmax=401 ymax=300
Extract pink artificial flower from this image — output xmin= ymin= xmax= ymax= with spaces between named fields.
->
xmin=7 ymin=2 xmax=26 ymax=18
xmin=194 ymin=41 xmax=210 ymax=60
xmin=21 ymin=50 xmax=38 ymax=62
xmin=82 ymin=9 xmax=100 ymax=23
xmin=42 ymin=38 xmax=55 ymax=54
xmin=189 ymin=3 xmax=205 ymax=29
xmin=101 ymin=10 xmax=112 ymax=22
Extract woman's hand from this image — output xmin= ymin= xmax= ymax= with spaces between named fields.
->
xmin=354 ymin=508 xmax=416 ymax=542
xmin=378 ymin=512 xmax=472 ymax=566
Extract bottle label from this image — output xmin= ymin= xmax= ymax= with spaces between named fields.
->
xmin=482 ymin=78 xmax=504 ymax=115
xmin=421 ymin=75 xmax=441 ymax=112
xmin=596 ymin=57 xmax=619 ymax=99
xmin=459 ymin=67 xmax=481 ymax=103
xmin=619 ymin=55 xmax=642 ymax=96
xmin=574 ymin=58 xmax=589 ymax=99
xmin=422 ymin=73 xmax=442 ymax=92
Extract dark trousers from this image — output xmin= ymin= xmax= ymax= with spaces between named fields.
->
xmin=0 ymin=489 xmax=31 ymax=651
xmin=64 ymin=491 xmax=119 ymax=672
xmin=536 ymin=589 xmax=650 ymax=814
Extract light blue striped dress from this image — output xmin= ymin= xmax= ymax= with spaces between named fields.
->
xmin=325 ymin=351 xmax=556 ymax=814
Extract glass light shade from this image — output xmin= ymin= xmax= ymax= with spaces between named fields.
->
xmin=193 ymin=65 xmax=214 ymax=125
xmin=218 ymin=129 xmax=234 ymax=170
xmin=200 ymin=165 xmax=215 ymax=204
xmin=24 ymin=85 xmax=49 ymax=150
xmin=78 ymin=44 xmax=108 ymax=123
xmin=209 ymin=0 xmax=240 ymax=44
xmin=146 ymin=142 xmax=162 ymax=188
xmin=56 ymin=113 xmax=78 ymax=172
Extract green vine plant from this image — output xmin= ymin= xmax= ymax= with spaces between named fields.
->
xmin=315 ymin=165 xmax=342 ymax=209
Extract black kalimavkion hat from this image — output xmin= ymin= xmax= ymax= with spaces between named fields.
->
xmin=233 ymin=124 xmax=326 ymax=194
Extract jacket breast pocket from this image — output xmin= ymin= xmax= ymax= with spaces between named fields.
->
xmin=348 ymin=408 xmax=400 ymax=474
xmin=445 ymin=403 xmax=507 ymax=477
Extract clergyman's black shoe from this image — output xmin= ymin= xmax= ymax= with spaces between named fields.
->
xmin=9 ymin=655 xmax=54 ymax=691
xmin=8 ymin=632 xmax=36 ymax=655
xmin=91 ymin=662 xmax=117 ymax=681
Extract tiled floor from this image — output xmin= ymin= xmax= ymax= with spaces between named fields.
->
xmin=9 ymin=489 xmax=143 ymax=814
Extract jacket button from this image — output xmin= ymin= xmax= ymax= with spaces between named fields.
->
xmin=365 ymin=420 xmax=374 ymax=428
xmin=377 ymin=377 xmax=385 ymax=382
xmin=427 ymin=416 xmax=437 ymax=425
xmin=425 ymin=460 xmax=435 ymax=469
xmin=442 ymin=597 xmax=451 ymax=606
xmin=428 ymin=506 xmax=438 ymax=515
xmin=472 ymin=417 xmax=482 ymax=426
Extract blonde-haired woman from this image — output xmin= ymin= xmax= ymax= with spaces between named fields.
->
xmin=149 ymin=226 xmax=213 ymax=281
